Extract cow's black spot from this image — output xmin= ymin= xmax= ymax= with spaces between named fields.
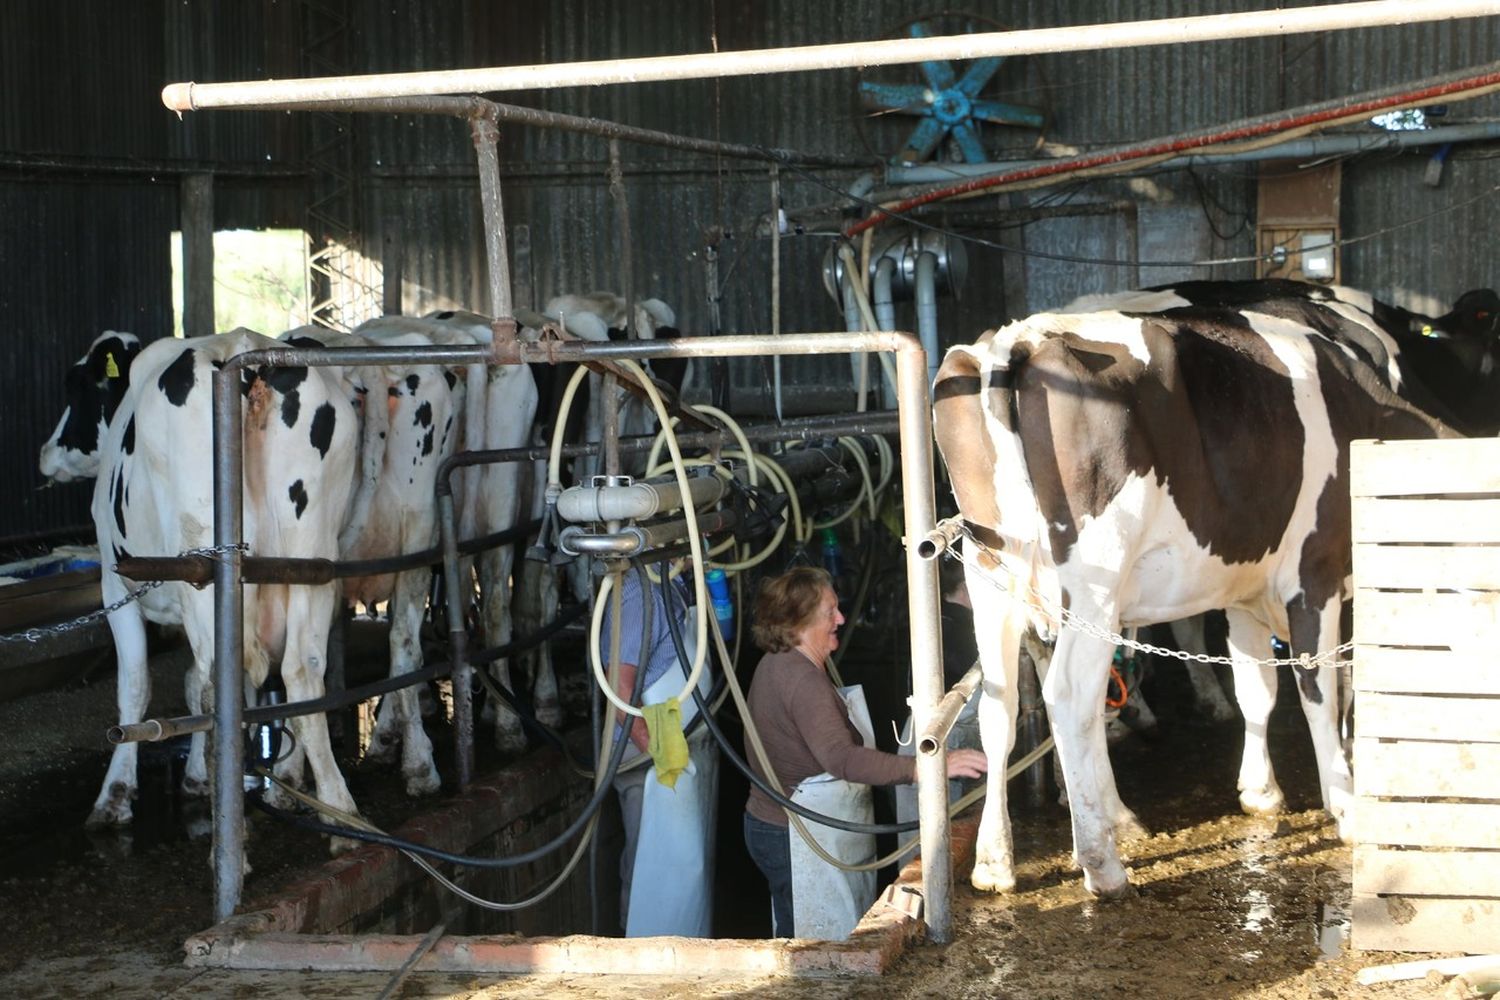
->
xmin=158 ymin=348 xmax=198 ymax=406
xmin=405 ymin=374 xmax=421 ymax=393
xmin=287 ymin=479 xmax=308 ymax=519
xmin=241 ymin=368 xmax=259 ymax=397
xmin=286 ymin=335 xmax=324 ymax=350
xmin=388 ymin=385 xmax=401 ymax=398
xmin=443 ymin=370 xmax=457 ymax=390
xmin=111 ymin=468 xmax=127 ymax=537
xmin=308 ymin=403 xmax=337 ymax=458
xmin=420 ymin=428 xmax=434 ymax=456
xmin=434 ymin=310 xmax=456 ymax=320
xmin=121 ymin=416 xmax=136 ymax=456
xmin=261 ymin=365 xmax=308 ymax=397
xmin=413 ymin=401 xmax=432 ymax=428
xmin=281 ymin=389 xmax=301 ymax=429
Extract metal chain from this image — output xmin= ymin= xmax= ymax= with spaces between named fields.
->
xmin=0 ymin=543 xmax=249 ymax=644
xmin=945 ymin=531 xmax=1354 ymax=670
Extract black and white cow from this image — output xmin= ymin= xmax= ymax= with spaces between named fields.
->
xmin=39 ymin=332 xmax=142 ymax=482
xmin=41 ymin=329 xmax=360 ymax=833
xmin=933 ymin=298 xmax=1457 ymax=898
xmin=287 ymin=311 xmax=544 ymax=765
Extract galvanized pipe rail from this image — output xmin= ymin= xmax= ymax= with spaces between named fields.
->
xmin=205 ymin=329 xmax=951 ymax=943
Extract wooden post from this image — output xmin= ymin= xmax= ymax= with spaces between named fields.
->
xmin=182 ymin=173 xmax=215 ymax=337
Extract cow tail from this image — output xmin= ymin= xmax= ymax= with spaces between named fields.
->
xmin=338 ymin=365 xmax=386 ymax=556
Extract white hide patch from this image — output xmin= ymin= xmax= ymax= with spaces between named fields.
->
xmin=1056 ymin=289 xmax=1192 ymax=315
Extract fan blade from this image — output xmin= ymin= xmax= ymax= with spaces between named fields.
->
xmin=859 ymin=80 xmax=933 ymax=114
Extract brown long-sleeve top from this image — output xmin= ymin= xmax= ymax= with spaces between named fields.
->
xmin=744 ymin=649 xmax=916 ymax=827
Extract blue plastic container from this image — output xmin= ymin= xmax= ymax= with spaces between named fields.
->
xmin=704 ymin=567 xmax=735 ymax=642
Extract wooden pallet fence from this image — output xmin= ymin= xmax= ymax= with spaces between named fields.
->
xmin=1350 ymin=438 xmax=1500 ymax=955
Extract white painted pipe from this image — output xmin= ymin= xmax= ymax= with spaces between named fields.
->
xmin=556 ymin=473 xmax=727 ymax=523
xmin=163 ymin=2 xmax=1500 ymax=110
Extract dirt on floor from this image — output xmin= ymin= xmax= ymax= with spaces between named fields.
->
xmin=0 ymin=629 xmax=1485 ymax=999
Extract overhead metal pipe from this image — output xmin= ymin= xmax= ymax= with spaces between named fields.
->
xmin=886 ymin=120 xmax=1500 ymax=184
xmin=162 ymin=2 xmax=1500 ymax=111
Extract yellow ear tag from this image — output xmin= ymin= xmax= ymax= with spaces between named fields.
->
xmin=105 ymin=352 xmax=120 ymax=378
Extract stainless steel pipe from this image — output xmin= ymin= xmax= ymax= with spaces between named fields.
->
xmin=917 ymin=662 xmax=983 ymax=757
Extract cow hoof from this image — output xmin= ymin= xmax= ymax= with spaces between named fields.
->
xmin=403 ymin=767 xmax=441 ymax=797
xmin=536 ymin=699 xmax=564 ymax=729
xmin=329 ymin=834 xmax=363 ymax=857
xmin=86 ymin=784 xmax=135 ymax=828
xmin=365 ymin=733 xmax=399 ymax=764
xmin=1239 ymin=786 xmax=1285 ymax=816
xmin=970 ymin=860 xmax=1016 ymax=893
xmin=1086 ymin=876 xmax=1137 ymax=901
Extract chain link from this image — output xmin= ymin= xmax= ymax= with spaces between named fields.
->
xmin=946 ymin=530 xmax=1354 ymax=670
xmin=0 ymin=543 xmax=249 ymax=645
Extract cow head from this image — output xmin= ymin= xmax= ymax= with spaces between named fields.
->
xmin=1434 ymin=289 xmax=1500 ymax=374
xmin=39 ymin=331 xmax=142 ymax=482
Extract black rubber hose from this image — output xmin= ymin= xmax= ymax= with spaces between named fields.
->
xmin=249 ymin=614 xmax=652 ymax=869
xmin=646 ymin=560 xmax=920 ymax=835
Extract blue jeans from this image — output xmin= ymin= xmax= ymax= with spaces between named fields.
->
xmin=743 ymin=812 xmax=793 ymax=937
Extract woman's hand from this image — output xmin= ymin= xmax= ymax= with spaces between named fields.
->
xmin=944 ymin=748 xmax=988 ymax=780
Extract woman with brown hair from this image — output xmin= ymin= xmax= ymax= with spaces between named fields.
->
xmin=742 ymin=566 xmax=987 ymax=938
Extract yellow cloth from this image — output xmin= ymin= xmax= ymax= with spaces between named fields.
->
xmin=642 ymin=697 xmax=689 ymax=789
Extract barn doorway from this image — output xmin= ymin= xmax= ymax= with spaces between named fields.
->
xmin=169 ymin=228 xmax=310 ymax=338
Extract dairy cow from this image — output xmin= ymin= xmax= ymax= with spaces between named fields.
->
xmin=288 ymin=312 xmax=543 ymax=761
xmin=933 ymin=299 xmax=1457 ymax=898
xmin=41 ymin=329 xmax=360 ymax=834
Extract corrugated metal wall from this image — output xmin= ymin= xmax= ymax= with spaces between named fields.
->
xmin=7 ymin=0 xmax=1500 ymax=538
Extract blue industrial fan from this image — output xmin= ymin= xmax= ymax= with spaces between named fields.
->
xmin=856 ymin=12 xmax=1049 ymax=166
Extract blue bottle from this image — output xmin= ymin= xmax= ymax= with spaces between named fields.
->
xmin=705 ymin=567 xmax=735 ymax=642
xmin=820 ymin=527 xmax=843 ymax=582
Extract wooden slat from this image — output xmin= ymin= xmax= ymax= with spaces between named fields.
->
xmin=1354 ymin=543 xmax=1500 ymax=591
xmin=1354 ymin=589 xmax=1500 ymax=650
xmin=1352 ymin=498 xmax=1500 ymax=543
xmin=1354 ymin=739 xmax=1500 ymax=798
xmin=1355 ymin=846 xmax=1500 ymax=897
xmin=1354 ymin=647 xmax=1500 ymax=695
xmin=1352 ymin=893 xmax=1500 ymax=954
xmin=1354 ymin=800 xmax=1500 ymax=850
xmin=1356 ymin=693 xmax=1500 ymax=743
xmin=1352 ymin=438 xmax=1500 ymax=497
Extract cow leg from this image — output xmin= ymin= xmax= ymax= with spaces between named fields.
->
xmin=181 ymin=660 xmax=209 ymax=798
xmin=280 ymin=588 xmax=361 ymax=854
xmin=88 ymin=594 xmax=149 ymax=828
xmin=482 ymin=543 xmax=528 ymax=754
xmin=1226 ymin=609 xmax=1284 ymax=816
xmin=1171 ymin=616 xmax=1237 ymax=723
xmin=1043 ymin=600 xmax=1132 ymax=899
xmin=1287 ymin=598 xmax=1353 ymax=839
xmin=965 ymin=559 xmax=1021 ymax=893
xmin=380 ymin=569 xmax=440 ymax=796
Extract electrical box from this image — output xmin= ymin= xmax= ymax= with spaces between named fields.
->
xmin=1256 ymin=162 xmax=1341 ymax=283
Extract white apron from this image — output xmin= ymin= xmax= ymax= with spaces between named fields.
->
xmin=625 ymin=628 xmax=719 ymax=938
xmin=787 ymin=684 xmax=878 ymax=941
